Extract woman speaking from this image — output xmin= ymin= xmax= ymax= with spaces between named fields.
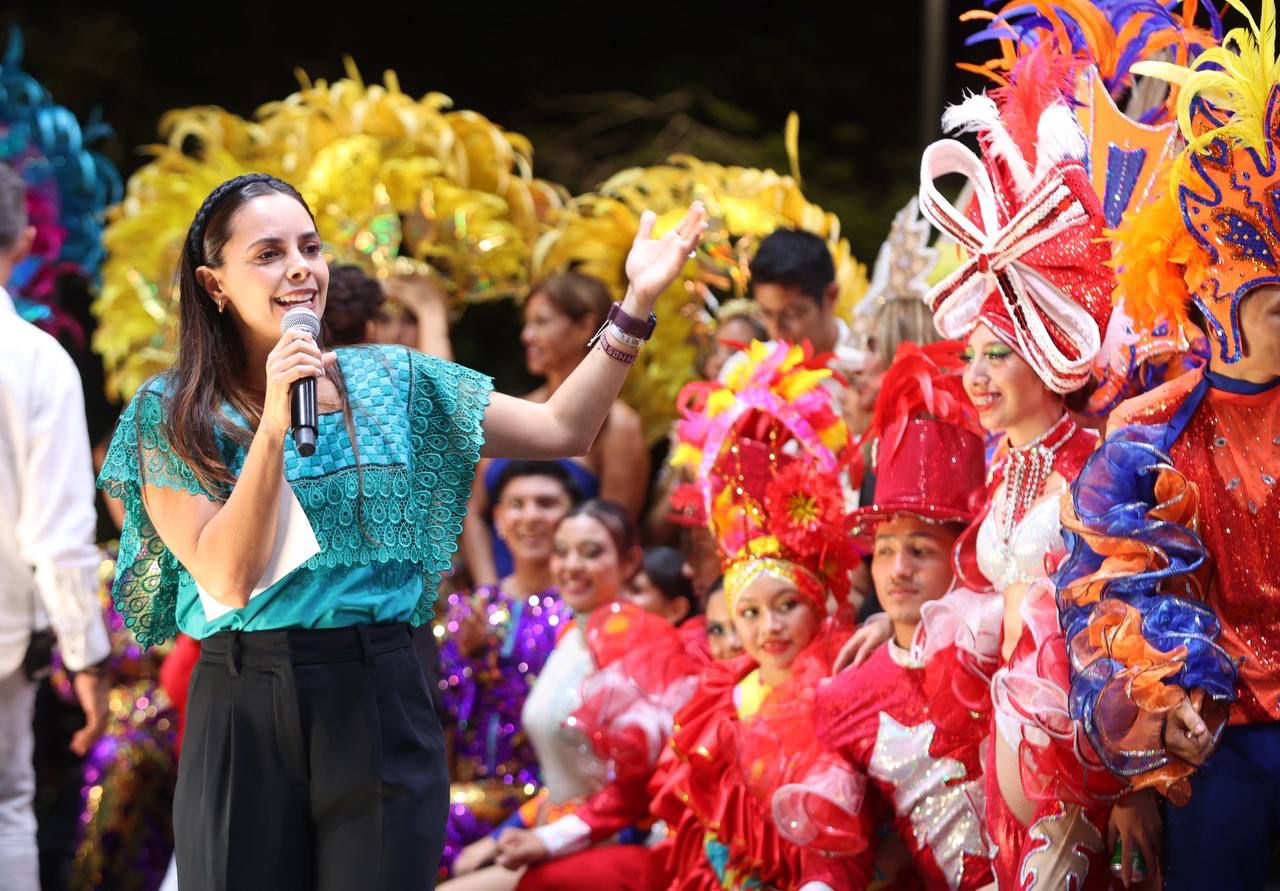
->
xmin=97 ymin=173 xmax=706 ymax=891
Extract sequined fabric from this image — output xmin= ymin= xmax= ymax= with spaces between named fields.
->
xmin=810 ymin=643 xmax=992 ymax=890
xmin=436 ymin=585 xmax=569 ymax=875
xmin=1174 ymin=384 xmax=1280 ymax=723
xmin=983 ymin=767 xmax=1111 ymax=891
xmin=648 ymin=628 xmax=868 ymax=890
xmin=968 ymin=429 xmax=1118 ymax=886
xmin=976 ymin=493 xmax=1065 ymax=590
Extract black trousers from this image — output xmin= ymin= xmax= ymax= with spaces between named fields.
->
xmin=174 ymin=623 xmax=448 ymax=891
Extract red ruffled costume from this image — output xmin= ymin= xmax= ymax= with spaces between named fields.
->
xmin=537 ymin=337 xmax=865 ymax=890
xmin=523 ymin=627 xmax=864 ymax=891
xmin=648 ymin=626 xmax=869 ymax=891
xmin=778 ymin=343 xmax=997 ymax=890
xmin=516 ymin=606 xmax=710 ymax=891
xmin=957 ymin=430 xmax=1124 ymax=889
xmin=1113 ymin=373 xmax=1280 ymax=724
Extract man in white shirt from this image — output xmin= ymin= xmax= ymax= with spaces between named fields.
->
xmin=748 ymin=228 xmax=865 ymax=371
xmin=0 ymin=162 xmax=110 ymax=891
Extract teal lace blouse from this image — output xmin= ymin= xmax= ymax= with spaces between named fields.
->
xmin=98 ymin=345 xmax=493 ymax=646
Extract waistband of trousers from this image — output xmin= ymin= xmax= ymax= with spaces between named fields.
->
xmin=197 ymin=622 xmax=413 ymax=672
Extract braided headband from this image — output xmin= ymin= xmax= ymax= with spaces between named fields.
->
xmin=185 ymin=172 xmax=291 ymax=267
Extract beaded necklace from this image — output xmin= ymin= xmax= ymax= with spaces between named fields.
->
xmin=998 ymin=413 xmax=1076 ymax=544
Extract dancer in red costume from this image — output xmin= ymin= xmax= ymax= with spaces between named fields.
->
xmin=515 ymin=341 xmax=863 ymax=891
xmin=486 ymin=577 xmax=730 ymax=891
xmin=1056 ymin=4 xmax=1280 ymax=888
xmin=775 ymin=342 xmax=996 ymax=890
xmin=653 ymin=340 xmax=868 ymax=891
xmin=914 ymin=47 xmax=1127 ymax=888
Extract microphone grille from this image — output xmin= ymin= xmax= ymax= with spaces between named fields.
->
xmin=280 ymin=306 xmax=322 ymax=339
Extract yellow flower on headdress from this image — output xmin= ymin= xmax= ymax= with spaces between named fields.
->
xmin=744 ymin=535 xmax=782 ymax=560
xmin=93 ymin=58 xmax=565 ymax=400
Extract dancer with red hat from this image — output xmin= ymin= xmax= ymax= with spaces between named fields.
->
xmin=773 ymin=341 xmax=996 ymax=890
xmin=914 ymin=45 xmax=1126 ymax=888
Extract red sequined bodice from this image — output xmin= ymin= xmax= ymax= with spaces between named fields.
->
xmin=1173 ymin=384 xmax=1280 ymax=723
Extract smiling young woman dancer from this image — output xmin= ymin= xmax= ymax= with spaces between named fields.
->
xmin=436 ymin=461 xmax=582 ymax=877
xmin=912 ymin=55 xmax=1129 ymax=887
xmin=97 ymin=173 xmax=705 ymax=891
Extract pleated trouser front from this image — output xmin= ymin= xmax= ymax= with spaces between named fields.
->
xmin=174 ymin=622 xmax=448 ymax=891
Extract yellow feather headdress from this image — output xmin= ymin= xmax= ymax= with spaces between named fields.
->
xmin=1115 ymin=0 xmax=1280 ymax=363
xmin=93 ymin=59 xmax=565 ymax=400
xmin=533 ymin=116 xmax=867 ymax=443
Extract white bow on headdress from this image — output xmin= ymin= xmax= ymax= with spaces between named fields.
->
xmin=917 ymin=100 xmax=1104 ymax=394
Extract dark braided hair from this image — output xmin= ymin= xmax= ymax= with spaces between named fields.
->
xmin=159 ymin=174 xmax=362 ymax=499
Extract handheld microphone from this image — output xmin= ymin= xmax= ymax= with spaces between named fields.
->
xmin=280 ymin=307 xmax=322 ymax=457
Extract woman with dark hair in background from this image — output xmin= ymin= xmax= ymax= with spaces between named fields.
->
xmin=444 ymin=499 xmax=643 ymax=890
xmin=324 ymin=263 xmax=454 ymax=360
xmin=436 ymin=461 xmax=581 ymax=878
xmin=463 ymin=272 xmax=650 ymax=587
xmin=620 ymin=545 xmax=696 ymax=627
xmin=97 ymin=172 xmax=705 ymax=890
xmin=458 ymin=505 xmax=711 ymax=891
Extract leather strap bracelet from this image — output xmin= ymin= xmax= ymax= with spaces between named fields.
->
xmin=588 ymin=302 xmax=656 ymax=350
xmin=607 ymin=302 xmax=657 ymax=340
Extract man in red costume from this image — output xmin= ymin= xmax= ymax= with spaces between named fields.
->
xmin=776 ymin=343 xmax=997 ymax=890
xmin=1057 ymin=6 xmax=1280 ymax=889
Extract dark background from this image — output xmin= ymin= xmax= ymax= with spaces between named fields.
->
xmin=3 ymin=1 xmax=993 ymax=395
xmin=3 ymin=0 xmax=993 ymax=260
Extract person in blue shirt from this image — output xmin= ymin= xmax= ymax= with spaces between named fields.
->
xmin=97 ymin=173 xmax=706 ymax=891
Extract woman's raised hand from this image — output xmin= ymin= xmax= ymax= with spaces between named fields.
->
xmin=261 ymin=329 xmax=336 ymax=440
xmin=623 ymin=202 xmax=708 ymax=308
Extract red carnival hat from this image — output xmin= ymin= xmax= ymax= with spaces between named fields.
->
xmin=848 ymin=419 xmax=987 ymax=534
xmin=847 ymin=341 xmax=987 ymax=536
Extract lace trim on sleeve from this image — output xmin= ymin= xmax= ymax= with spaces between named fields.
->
xmin=96 ymin=383 xmax=216 ymax=646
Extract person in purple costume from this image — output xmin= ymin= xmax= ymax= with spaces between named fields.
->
xmin=437 ymin=461 xmax=582 ymax=877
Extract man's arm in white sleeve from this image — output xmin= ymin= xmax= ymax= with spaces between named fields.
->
xmin=531 ymin=814 xmax=593 ymax=859
xmin=17 ymin=342 xmax=109 ymax=671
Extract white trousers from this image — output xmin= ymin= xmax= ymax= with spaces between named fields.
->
xmin=0 ymin=667 xmax=38 ymax=891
